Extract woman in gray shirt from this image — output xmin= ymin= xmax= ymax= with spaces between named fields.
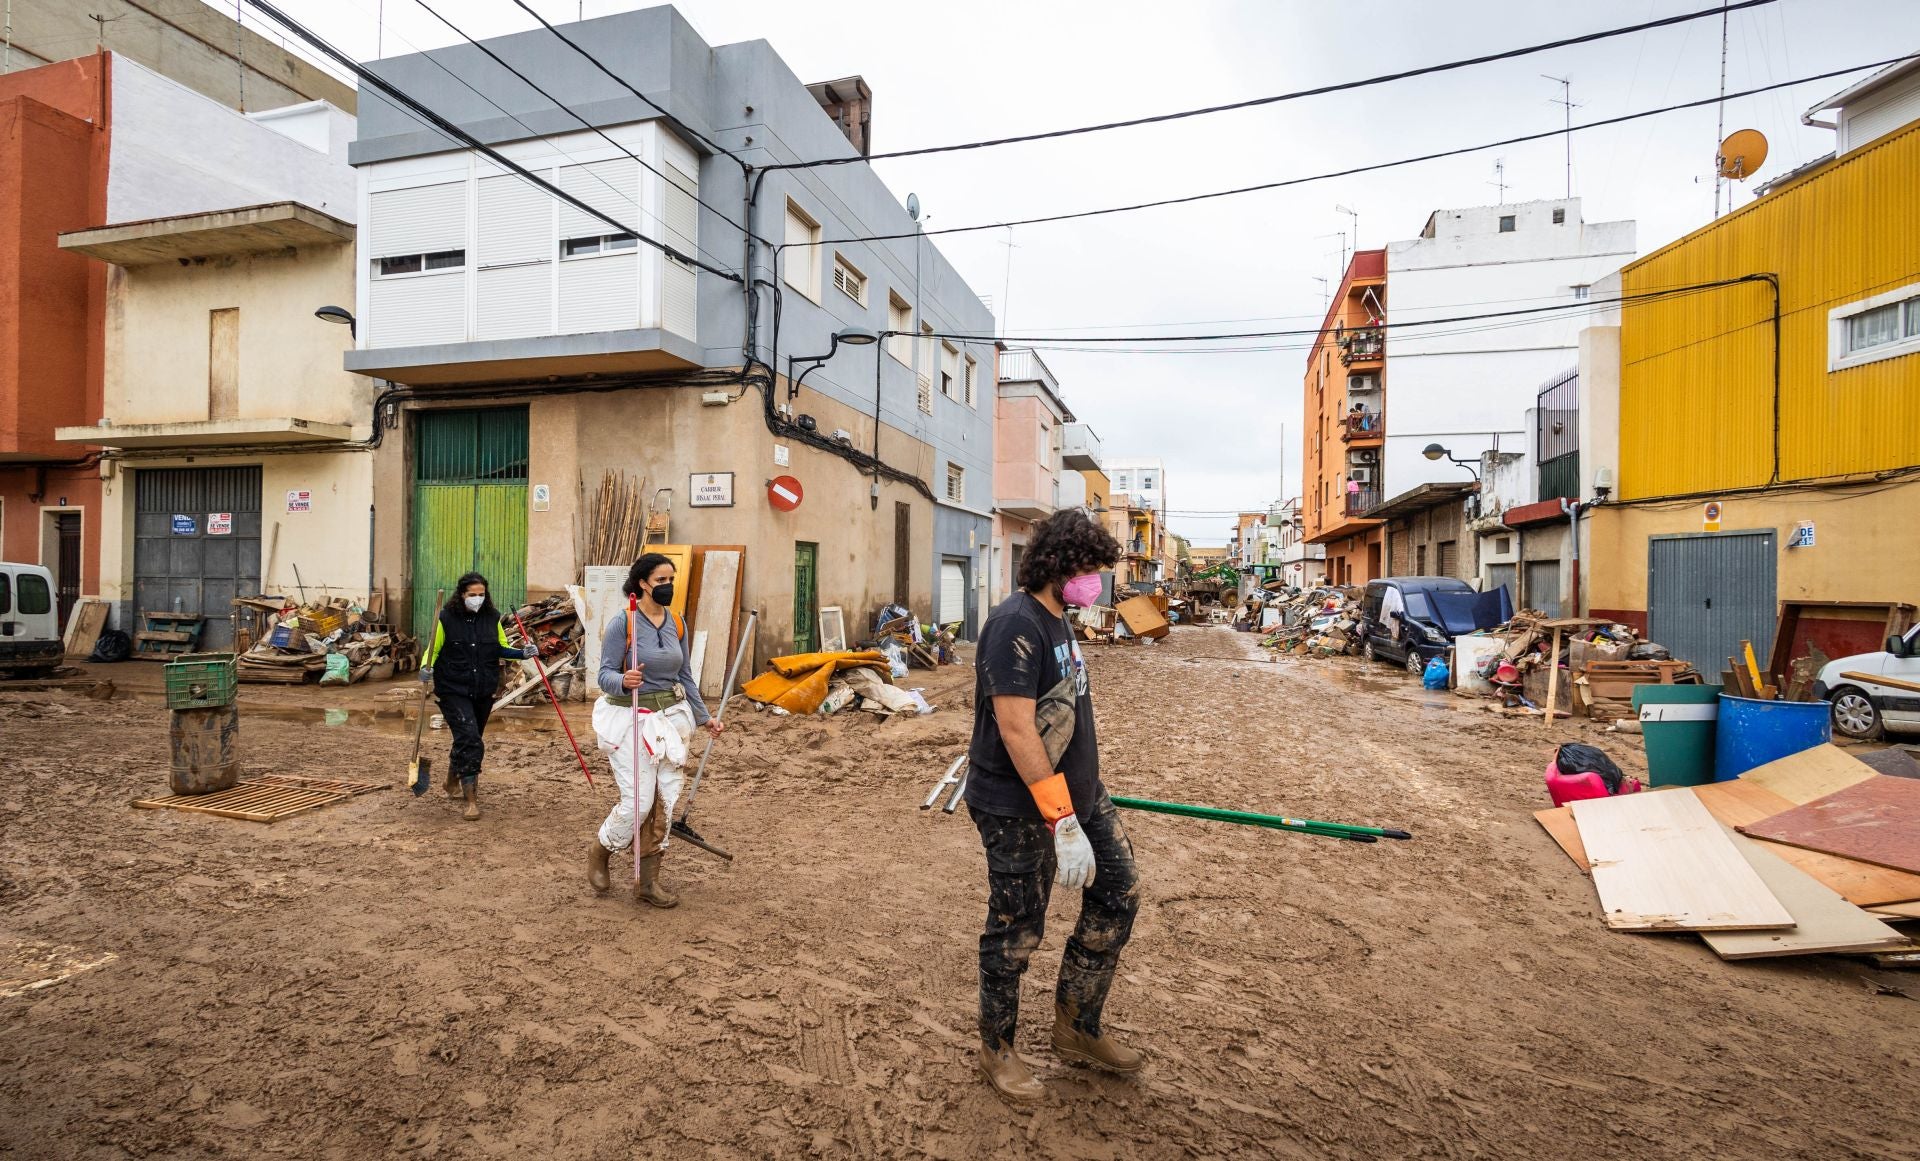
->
xmin=587 ymin=553 xmax=721 ymax=908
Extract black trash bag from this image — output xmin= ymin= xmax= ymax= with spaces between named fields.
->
xmin=1626 ymin=641 xmax=1672 ymax=662
xmin=89 ymin=629 xmax=132 ymax=663
xmin=1556 ymin=741 xmax=1627 ymax=795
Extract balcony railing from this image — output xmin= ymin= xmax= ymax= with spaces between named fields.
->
xmin=1338 ymin=327 xmax=1384 ymax=366
xmin=1344 ymin=487 xmax=1381 ymax=516
xmin=1342 ymin=409 xmax=1383 ymax=441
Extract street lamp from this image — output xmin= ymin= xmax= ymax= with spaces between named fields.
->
xmin=787 ymin=326 xmax=878 ymax=401
xmin=1422 ymin=442 xmax=1481 ymax=481
xmin=314 ymin=304 xmax=356 ymax=338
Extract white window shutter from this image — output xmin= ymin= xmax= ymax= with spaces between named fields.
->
xmin=661 ymin=169 xmax=699 ymax=339
xmin=371 ymin=182 xmax=465 ymax=256
xmin=478 ymin=175 xmax=551 ymax=267
xmin=559 ymin=158 xmax=641 ymax=241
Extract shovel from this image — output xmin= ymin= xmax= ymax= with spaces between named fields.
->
xmin=406 ymin=588 xmax=443 ymax=795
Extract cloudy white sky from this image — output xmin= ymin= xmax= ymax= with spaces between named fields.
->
xmin=233 ymin=0 xmax=1919 ymax=546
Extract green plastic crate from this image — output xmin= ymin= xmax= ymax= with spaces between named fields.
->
xmin=164 ymin=653 xmax=238 ymax=710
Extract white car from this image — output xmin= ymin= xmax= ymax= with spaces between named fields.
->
xmin=0 ymin=562 xmax=64 ymax=676
xmin=1815 ymin=623 xmax=1920 ymax=739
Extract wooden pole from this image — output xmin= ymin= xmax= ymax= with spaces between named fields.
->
xmin=1543 ymin=626 xmax=1563 ymax=727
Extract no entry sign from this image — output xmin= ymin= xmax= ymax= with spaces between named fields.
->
xmin=767 ymin=475 xmax=804 ymax=512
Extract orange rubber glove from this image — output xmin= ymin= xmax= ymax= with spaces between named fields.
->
xmin=1029 ymin=773 xmax=1096 ymax=889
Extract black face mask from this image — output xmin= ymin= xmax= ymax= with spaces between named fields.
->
xmin=650 ymin=582 xmax=675 ymax=607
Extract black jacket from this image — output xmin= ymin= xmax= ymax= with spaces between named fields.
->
xmin=426 ymin=607 xmax=514 ymax=697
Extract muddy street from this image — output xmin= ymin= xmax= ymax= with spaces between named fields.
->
xmin=4 ymin=626 xmax=1918 ymax=1159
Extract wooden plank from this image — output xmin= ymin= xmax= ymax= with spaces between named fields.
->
xmin=1534 ymin=806 xmax=1589 ymax=871
xmin=1543 ymin=628 xmax=1563 ymax=731
xmin=1868 ymin=901 xmax=1920 ymax=920
xmin=63 ymin=599 xmax=110 ymax=659
xmin=1738 ymin=743 xmax=1877 ymax=804
xmin=1741 ymin=776 xmax=1920 ymax=875
xmin=1691 ymin=780 xmax=1920 ymax=906
xmin=690 ymin=547 xmax=743 ymax=701
xmin=1571 ymin=790 xmax=1794 ymax=932
xmin=1840 ymin=670 xmax=1920 ymax=696
xmin=1700 ymin=826 xmax=1910 ymax=959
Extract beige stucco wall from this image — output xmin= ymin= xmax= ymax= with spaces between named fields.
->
xmin=96 ymin=449 xmax=374 ymax=604
xmin=103 ymin=245 xmax=365 ymax=429
xmin=1586 ymin=480 xmax=1920 ymax=616
xmin=372 ymin=376 xmax=941 ymax=665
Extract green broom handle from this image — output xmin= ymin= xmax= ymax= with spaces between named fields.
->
xmin=1109 ymin=795 xmax=1412 ymax=841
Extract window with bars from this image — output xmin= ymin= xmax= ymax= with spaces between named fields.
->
xmin=945 ymin=462 xmax=965 ymax=503
xmin=916 ymin=374 xmax=933 ymax=415
xmin=831 ymin=254 xmax=867 ymax=305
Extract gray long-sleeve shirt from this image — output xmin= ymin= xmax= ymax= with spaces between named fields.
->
xmin=596 ymin=610 xmax=712 ymax=724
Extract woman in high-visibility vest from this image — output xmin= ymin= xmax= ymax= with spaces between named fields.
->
xmin=587 ymin=553 xmax=722 ymax=907
xmin=419 ymin=572 xmax=538 ymax=820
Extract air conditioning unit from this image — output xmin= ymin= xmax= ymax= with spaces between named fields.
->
xmin=1347 ymin=374 xmax=1378 ymax=393
xmin=1351 ymin=448 xmax=1378 ymax=465
xmin=1349 ymin=467 xmax=1373 ymax=484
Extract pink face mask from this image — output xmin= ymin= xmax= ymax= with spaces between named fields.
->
xmin=1061 ymin=573 xmax=1103 ymax=608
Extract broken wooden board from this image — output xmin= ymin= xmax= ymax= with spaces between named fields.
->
xmin=133 ymin=776 xmax=383 ymax=823
xmin=1699 ymin=826 xmax=1909 ymax=960
xmin=1534 ymin=806 xmax=1589 ymax=871
xmin=1571 ymin=790 xmax=1793 ymax=932
xmin=62 ymin=599 xmax=110 ymax=660
xmin=1738 ymin=743 xmax=1876 ymax=805
xmin=1691 ymin=780 xmax=1920 ymax=907
xmin=1741 ymin=776 xmax=1920 ymax=876
xmin=1116 ymin=596 xmax=1170 ymax=639
xmin=687 ymin=547 xmax=744 ymax=701
xmin=1869 ymin=901 xmax=1920 ymax=921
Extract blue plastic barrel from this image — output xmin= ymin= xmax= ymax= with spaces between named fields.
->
xmin=1713 ymin=694 xmax=1831 ymax=781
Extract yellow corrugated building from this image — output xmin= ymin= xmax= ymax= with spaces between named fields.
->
xmin=1586 ymin=60 xmax=1920 ymax=671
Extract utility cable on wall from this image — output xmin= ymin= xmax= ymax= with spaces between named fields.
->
xmin=768 ymin=0 xmax=1781 ymax=170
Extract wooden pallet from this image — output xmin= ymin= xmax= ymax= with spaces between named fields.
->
xmin=132 ymin=775 xmax=384 ymax=823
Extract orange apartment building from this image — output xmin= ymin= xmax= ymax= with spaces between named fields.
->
xmin=1301 ymin=248 xmax=1387 ymax=585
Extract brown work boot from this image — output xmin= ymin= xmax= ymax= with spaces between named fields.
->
xmin=634 ymin=853 xmax=679 ymax=908
xmin=461 ymin=777 xmax=480 ymax=821
xmin=444 ymin=768 xmax=461 ymax=799
xmin=978 ymin=1041 xmax=1045 ymax=1105
xmin=1051 ymin=1008 xmax=1146 ymax=1073
xmin=588 ymin=840 xmax=612 ymax=893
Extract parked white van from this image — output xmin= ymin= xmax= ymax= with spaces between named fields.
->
xmin=0 ymin=562 xmax=64 ymax=675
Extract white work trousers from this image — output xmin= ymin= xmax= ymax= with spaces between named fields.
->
xmin=592 ymin=698 xmax=695 ymax=854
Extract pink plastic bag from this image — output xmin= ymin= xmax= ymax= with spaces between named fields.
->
xmin=1544 ymin=758 xmax=1642 ymax=808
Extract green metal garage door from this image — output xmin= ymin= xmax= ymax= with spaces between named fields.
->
xmin=411 ymin=408 xmax=529 ymax=634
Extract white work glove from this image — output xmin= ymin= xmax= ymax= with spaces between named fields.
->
xmin=1052 ymin=814 xmax=1098 ymax=890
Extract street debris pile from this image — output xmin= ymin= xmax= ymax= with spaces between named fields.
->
xmin=873 ymin=603 xmax=959 ymax=669
xmin=1446 ymin=614 xmax=1700 ymax=719
xmin=231 ymin=596 xmax=412 ymax=685
xmin=1253 ymin=587 xmax=1365 ymax=657
xmin=495 ymin=593 xmax=588 ymax=704
xmin=1536 ymin=742 xmax=1918 ymax=969
xmin=738 ymin=603 xmax=955 ymax=719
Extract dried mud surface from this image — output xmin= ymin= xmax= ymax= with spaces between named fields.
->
xmin=3 ymin=627 xmax=1918 ymax=1159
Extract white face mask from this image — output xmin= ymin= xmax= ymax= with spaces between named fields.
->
xmin=463 ymin=595 xmax=485 ymax=613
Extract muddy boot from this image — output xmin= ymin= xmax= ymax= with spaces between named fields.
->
xmin=444 ymin=767 xmax=462 ymax=799
xmin=1050 ymin=1006 xmax=1146 ymax=1074
xmin=978 ymin=1041 xmax=1045 ymax=1105
xmin=588 ymin=840 xmax=612 ymax=893
xmin=461 ymin=776 xmax=480 ymax=821
xmin=633 ymin=853 xmax=679 ymax=909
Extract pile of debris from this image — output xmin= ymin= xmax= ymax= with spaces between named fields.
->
xmin=740 ymin=649 xmax=933 ymax=718
xmin=1257 ymin=587 xmax=1363 ymax=657
xmin=872 ymin=604 xmax=958 ymax=670
xmin=233 ymin=597 xmax=411 ymax=685
xmin=1536 ymin=742 xmax=1916 ymax=968
xmin=493 ymin=593 xmax=588 ymax=705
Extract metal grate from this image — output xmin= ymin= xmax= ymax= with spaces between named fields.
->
xmin=133 ymin=774 xmax=384 ymax=823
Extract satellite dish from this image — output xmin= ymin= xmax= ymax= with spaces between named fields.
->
xmin=906 ymin=192 xmax=921 ymax=221
xmin=1717 ymin=129 xmax=1769 ymax=180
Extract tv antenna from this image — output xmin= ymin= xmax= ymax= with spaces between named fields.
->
xmin=1542 ymin=75 xmax=1581 ymax=198
xmin=1489 ymin=158 xmax=1509 ymax=205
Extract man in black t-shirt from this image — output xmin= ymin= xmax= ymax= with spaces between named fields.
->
xmin=966 ymin=508 xmax=1143 ymax=1104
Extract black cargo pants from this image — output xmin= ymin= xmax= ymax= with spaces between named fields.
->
xmin=435 ymin=685 xmax=494 ymax=781
xmin=972 ymin=796 xmax=1141 ymax=1049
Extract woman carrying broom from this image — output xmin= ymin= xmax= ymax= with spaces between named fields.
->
xmin=587 ymin=553 xmax=723 ymax=907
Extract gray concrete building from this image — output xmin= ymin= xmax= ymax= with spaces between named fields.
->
xmin=342 ymin=5 xmax=996 ymax=654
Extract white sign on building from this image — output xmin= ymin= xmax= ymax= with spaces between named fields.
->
xmin=690 ymin=472 xmax=735 ymax=507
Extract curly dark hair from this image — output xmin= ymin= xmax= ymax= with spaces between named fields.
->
xmin=623 ymin=552 xmax=677 ymax=597
xmin=443 ymin=572 xmax=498 ymax=617
xmin=1018 ymin=508 xmax=1121 ymax=592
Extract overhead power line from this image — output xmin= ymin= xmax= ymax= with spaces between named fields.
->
xmin=916 ymin=274 xmax=1773 ymax=347
xmin=409 ymin=0 xmax=764 ymax=255
xmin=801 ymin=52 xmax=1916 ymax=248
xmin=241 ymin=0 xmax=743 ymax=282
xmin=770 ymin=0 xmax=1780 ymax=171
xmin=806 ymin=52 xmax=1920 ymax=249
xmin=501 ymin=0 xmax=744 ymax=169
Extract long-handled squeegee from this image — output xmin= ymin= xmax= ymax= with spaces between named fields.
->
xmin=1109 ymin=795 xmax=1412 ymax=843
xmin=670 ymin=610 xmax=758 ymax=861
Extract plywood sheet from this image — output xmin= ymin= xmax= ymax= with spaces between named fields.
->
xmin=1868 ymin=901 xmax=1920 ymax=920
xmin=1692 ymin=781 xmax=1920 ymax=907
xmin=63 ymin=599 xmax=110 ymax=659
xmin=1534 ymin=806 xmax=1589 ymax=871
xmin=1739 ymin=744 xmax=1876 ymax=804
xmin=1741 ymin=776 xmax=1920 ymax=875
xmin=688 ymin=548 xmax=743 ymax=701
xmin=1571 ymin=791 xmax=1793 ymax=932
xmin=1700 ymin=826 xmax=1909 ymax=960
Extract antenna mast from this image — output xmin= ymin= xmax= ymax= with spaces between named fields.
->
xmin=1489 ymin=158 xmax=1509 ymax=205
xmin=1713 ymin=1 xmax=1730 ymax=217
xmin=1543 ymin=74 xmax=1579 ymax=198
